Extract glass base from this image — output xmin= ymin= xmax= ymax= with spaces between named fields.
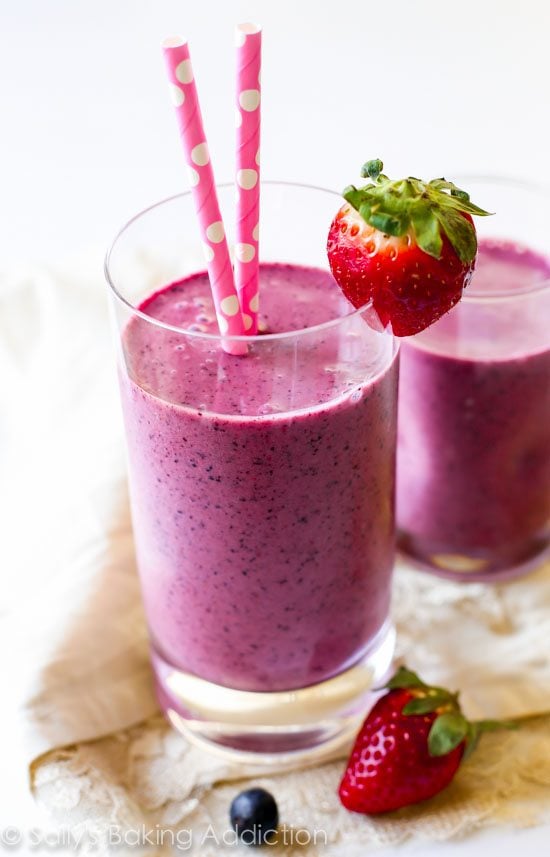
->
xmin=397 ymin=531 xmax=550 ymax=583
xmin=152 ymin=621 xmax=395 ymax=765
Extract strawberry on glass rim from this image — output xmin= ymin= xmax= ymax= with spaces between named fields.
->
xmin=327 ymin=159 xmax=492 ymax=336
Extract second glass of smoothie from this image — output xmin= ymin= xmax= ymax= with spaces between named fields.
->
xmin=397 ymin=178 xmax=550 ymax=581
xmin=106 ymin=183 xmax=399 ymax=761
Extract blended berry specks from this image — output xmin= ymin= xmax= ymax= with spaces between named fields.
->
xmin=119 ymin=264 xmax=398 ymax=692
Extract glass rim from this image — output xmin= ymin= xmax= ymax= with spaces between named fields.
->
xmin=104 ymin=180 xmax=385 ymax=344
xmin=450 ymin=173 xmax=550 ymax=303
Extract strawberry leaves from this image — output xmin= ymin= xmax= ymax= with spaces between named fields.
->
xmin=342 ymin=160 xmax=491 ymax=263
xmin=384 ymin=665 xmax=428 ymax=690
xmin=411 ymin=206 xmax=443 ymax=259
xmin=428 ymin=712 xmax=469 ymax=756
xmin=361 ymin=159 xmax=384 ymax=180
xmin=402 ymin=693 xmax=452 ymax=715
xmin=382 ymin=665 xmax=517 ymax=760
xmin=435 ymin=207 xmax=478 ymax=263
xmin=384 ymin=666 xmax=467 ymax=754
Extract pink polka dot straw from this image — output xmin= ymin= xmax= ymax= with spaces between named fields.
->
xmin=162 ymin=37 xmax=247 ymax=355
xmin=235 ymin=23 xmax=262 ymax=334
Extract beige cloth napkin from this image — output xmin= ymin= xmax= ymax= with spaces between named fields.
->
xmin=2 ymin=256 xmax=550 ymax=846
xmin=0 ymin=256 xmax=156 ymax=826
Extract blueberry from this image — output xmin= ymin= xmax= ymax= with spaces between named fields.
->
xmin=229 ymin=787 xmax=279 ymax=846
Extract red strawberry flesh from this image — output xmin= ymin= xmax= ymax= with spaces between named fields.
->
xmin=327 ymin=161 xmax=491 ymax=337
xmin=328 ymin=206 xmax=475 ymax=336
xmin=339 ymin=688 xmax=464 ymax=814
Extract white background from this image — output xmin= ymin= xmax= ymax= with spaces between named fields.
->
xmin=2 ymin=1 xmax=550 ymax=853
xmin=2 ymin=0 xmax=550 ymax=265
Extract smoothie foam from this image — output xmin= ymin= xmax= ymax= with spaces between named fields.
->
xmin=120 ymin=264 xmax=398 ymax=691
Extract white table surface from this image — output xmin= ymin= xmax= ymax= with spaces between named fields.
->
xmin=2 ymin=1 xmax=549 ymax=852
xmin=377 ymin=825 xmax=550 ymax=857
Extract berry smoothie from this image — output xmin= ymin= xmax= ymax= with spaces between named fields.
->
xmin=119 ymin=263 xmax=398 ymax=692
xmin=397 ymin=240 xmax=550 ymax=578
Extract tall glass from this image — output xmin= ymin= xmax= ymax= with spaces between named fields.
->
xmin=106 ymin=183 xmax=399 ymax=762
xmin=397 ymin=178 xmax=550 ymax=582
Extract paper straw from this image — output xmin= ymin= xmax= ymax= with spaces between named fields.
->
xmin=162 ymin=37 xmax=247 ymax=355
xmin=235 ymin=23 xmax=262 ymax=334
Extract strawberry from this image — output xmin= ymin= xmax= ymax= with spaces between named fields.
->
xmin=327 ymin=160 xmax=491 ymax=336
xmin=339 ymin=666 xmax=513 ymax=815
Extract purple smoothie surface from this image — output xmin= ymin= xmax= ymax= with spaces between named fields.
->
xmin=120 ymin=264 xmax=398 ymax=691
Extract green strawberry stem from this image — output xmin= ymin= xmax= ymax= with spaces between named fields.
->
xmin=343 ymin=160 xmax=492 ymax=264
xmin=382 ymin=665 xmax=518 ymax=760
xmin=499 ymin=711 xmax=550 ymax=724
